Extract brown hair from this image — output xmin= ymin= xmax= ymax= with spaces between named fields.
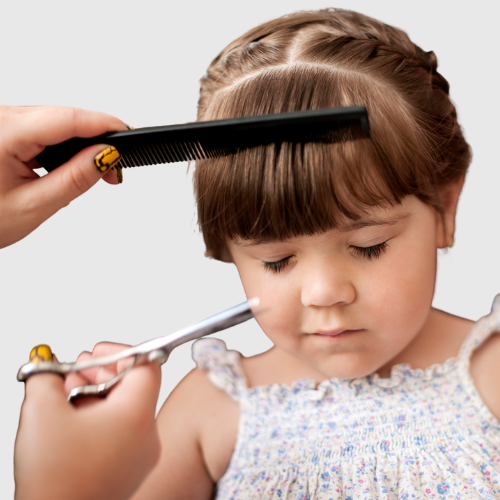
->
xmin=194 ymin=8 xmax=471 ymax=261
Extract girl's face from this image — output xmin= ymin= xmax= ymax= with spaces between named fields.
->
xmin=228 ymin=196 xmax=442 ymax=379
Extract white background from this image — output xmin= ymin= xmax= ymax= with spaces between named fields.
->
xmin=0 ymin=0 xmax=498 ymax=496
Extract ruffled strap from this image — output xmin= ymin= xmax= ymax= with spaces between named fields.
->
xmin=458 ymin=294 xmax=500 ymax=364
xmin=191 ymin=338 xmax=248 ymax=401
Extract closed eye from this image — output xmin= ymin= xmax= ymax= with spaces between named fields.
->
xmin=263 ymin=256 xmax=293 ymax=274
xmin=351 ymin=242 xmax=388 ymax=260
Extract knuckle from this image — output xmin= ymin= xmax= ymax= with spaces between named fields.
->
xmin=61 ymin=107 xmax=79 ymax=136
xmin=56 ymin=106 xmax=83 ymax=137
xmin=61 ymin=159 xmax=93 ymax=196
xmin=93 ymin=341 xmax=108 ymax=353
xmin=93 ymin=341 xmax=125 ymax=358
xmin=76 ymin=350 xmax=91 ymax=362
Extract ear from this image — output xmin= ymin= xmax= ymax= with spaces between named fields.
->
xmin=436 ymin=175 xmax=465 ymax=248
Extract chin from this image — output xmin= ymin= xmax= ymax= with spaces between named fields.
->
xmin=322 ymin=356 xmax=382 ymax=380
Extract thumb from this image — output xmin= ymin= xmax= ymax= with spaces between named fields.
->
xmin=24 ymin=373 xmax=68 ymax=407
xmin=20 ymin=143 xmax=122 ymax=217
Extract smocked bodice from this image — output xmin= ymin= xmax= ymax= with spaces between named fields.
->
xmin=193 ymin=296 xmax=500 ymax=499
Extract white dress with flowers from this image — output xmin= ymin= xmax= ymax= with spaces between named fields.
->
xmin=192 ymin=296 xmax=500 ymax=499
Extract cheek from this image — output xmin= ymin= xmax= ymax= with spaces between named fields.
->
xmin=236 ymin=265 xmax=301 ymax=338
xmin=363 ymin=222 xmax=437 ymax=336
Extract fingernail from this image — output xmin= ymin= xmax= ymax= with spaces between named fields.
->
xmin=30 ymin=344 xmax=53 ymax=363
xmin=94 ymin=146 xmax=122 ymax=173
xmin=117 ymin=166 xmax=123 ymax=184
xmin=125 ymin=124 xmax=135 ymax=130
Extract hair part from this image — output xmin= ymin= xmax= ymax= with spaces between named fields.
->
xmin=194 ymin=9 xmax=471 ymax=261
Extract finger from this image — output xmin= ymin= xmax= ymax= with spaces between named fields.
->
xmin=4 ymin=106 xmax=127 ymax=160
xmin=94 ymin=342 xmax=132 ymax=384
xmin=108 ymin=362 xmax=162 ymax=419
xmin=25 ymin=158 xmax=42 ymax=170
xmin=65 ymin=351 xmax=109 ymax=409
xmin=14 ymin=143 xmax=121 ymax=218
xmin=67 ymin=348 xmax=116 ymax=386
xmin=64 ymin=351 xmax=92 ymax=393
xmin=102 ymin=167 xmax=120 ymax=185
xmin=64 ymin=372 xmax=89 ymax=393
xmin=92 ymin=341 xmax=131 ymax=358
xmin=71 ymin=364 xmax=159 ymax=411
xmin=24 ymin=373 xmax=68 ymax=407
xmin=73 ymin=342 xmax=131 ymax=384
xmin=69 ymin=343 xmax=136 ymax=409
xmin=64 ymin=350 xmax=110 ymax=409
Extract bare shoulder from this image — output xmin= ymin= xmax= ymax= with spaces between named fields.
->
xmin=425 ymin=309 xmax=475 ymax=361
xmin=130 ymin=368 xmax=239 ymax=499
xmin=434 ymin=309 xmax=474 ymax=340
xmin=470 ymin=330 xmax=500 ymax=422
xmin=165 ymin=364 xmax=230 ymax=410
xmin=163 ymin=367 xmax=240 ymax=477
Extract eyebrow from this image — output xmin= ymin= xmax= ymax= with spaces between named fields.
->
xmin=236 ymin=212 xmax=411 ymax=246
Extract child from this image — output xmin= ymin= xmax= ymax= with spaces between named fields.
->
xmin=131 ymin=8 xmax=500 ymax=499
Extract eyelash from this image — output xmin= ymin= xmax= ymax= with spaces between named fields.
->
xmin=263 ymin=242 xmax=388 ymax=274
xmin=351 ymin=241 xmax=388 ymax=260
xmin=264 ymin=256 xmax=293 ymax=274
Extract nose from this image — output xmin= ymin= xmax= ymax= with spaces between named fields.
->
xmin=300 ymin=259 xmax=355 ymax=308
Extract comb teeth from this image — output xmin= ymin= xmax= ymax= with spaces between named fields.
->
xmin=118 ymin=140 xmax=211 ymax=167
xmin=118 ymin=140 xmax=238 ymax=167
xmin=116 ymin=126 xmax=366 ymax=167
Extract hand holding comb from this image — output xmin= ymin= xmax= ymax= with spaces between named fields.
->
xmin=35 ymin=107 xmax=369 ymax=172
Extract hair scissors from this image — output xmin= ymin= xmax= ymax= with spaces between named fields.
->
xmin=17 ymin=298 xmax=259 ymax=402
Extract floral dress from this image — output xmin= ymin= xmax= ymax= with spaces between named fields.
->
xmin=192 ymin=296 xmax=500 ymax=499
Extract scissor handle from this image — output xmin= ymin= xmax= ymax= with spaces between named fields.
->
xmin=23 ymin=348 xmax=168 ymax=402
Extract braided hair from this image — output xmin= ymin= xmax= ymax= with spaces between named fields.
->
xmin=194 ymin=9 xmax=471 ymax=261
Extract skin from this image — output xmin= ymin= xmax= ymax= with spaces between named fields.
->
xmin=15 ymin=344 xmax=161 ymax=500
xmin=6 ymin=103 xmax=494 ymax=498
xmin=0 ymin=105 xmax=163 ymax=499
xmin=229 ymin=197 xmax=444 ymax=381
xmin=0 ymin=105 xmax=124 ymax=249
xmin=132 ymin=180 xmax=500 ymax=500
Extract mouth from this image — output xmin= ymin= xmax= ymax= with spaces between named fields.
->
xmin=311 ymin=329 xmax=363 ymax=338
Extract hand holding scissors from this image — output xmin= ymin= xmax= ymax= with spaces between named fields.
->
xmin=18 ymin=299 xmax=259 ymax=402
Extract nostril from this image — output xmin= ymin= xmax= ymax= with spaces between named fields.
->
xmin=301 ymin=280 xmax=355 ymax=308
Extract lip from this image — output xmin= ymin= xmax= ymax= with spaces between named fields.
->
xmin=312 ymin=329 xmax=362 ymax=337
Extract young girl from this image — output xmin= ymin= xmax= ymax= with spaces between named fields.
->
xmin=131 ymin=8 xmax=500 ymax=499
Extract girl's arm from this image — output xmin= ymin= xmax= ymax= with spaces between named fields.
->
xmin=130 ymin=368 xmax=234 ymax=500
xmin=130 ymin=367 xmax=240 ymax=499
xmin=470 ymin=333 xmax=500 ymax=421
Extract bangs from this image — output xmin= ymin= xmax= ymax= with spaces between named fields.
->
xmin=194 ymin=65 xmax=440 ymax=260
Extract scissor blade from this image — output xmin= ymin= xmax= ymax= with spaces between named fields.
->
xmin=136 ymin=297 xmax=259 ymax=355
xmin=17 ymin=298 xmax=259 ymax=381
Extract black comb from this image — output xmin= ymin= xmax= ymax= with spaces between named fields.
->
xmin=35 ymin=106 xmax=369 ymax=173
